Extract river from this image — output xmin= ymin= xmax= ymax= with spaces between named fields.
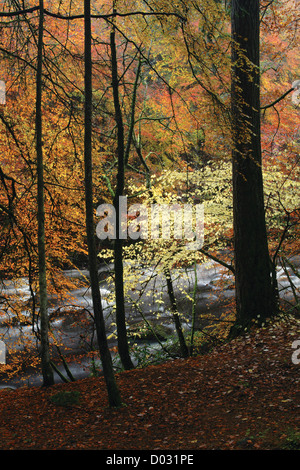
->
xmin=0 ymin=256 xmax=299 ymax=389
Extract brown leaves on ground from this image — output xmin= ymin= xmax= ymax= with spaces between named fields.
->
xmin=0 ymin=317 xmax=299 ymax=450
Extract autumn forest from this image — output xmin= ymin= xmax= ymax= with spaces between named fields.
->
xmin=0 ymin=0 xmax=299 ymax=451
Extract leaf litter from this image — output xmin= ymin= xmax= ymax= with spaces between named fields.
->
xmin=0 ymin=316 xmax=299 ymax=450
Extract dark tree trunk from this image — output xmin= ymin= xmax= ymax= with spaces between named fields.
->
xmin=164 ymin=268 xmax=189 ymax=358
xmin=230 ymin=0 xmax=278 ymax=335
xmin=110 ymin=27 xmax=134 ymax=370
xmin=84 ymin=0 xmax=122 ymax=407
xmin=36 ymin=0 xmax=54 ymax=387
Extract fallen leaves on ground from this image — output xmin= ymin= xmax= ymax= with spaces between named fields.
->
xmin=0 ymin=317 xmax=299 ymax=450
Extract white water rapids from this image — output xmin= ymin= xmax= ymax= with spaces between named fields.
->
xmin=0 ymin=256 xmax=299 ymax=389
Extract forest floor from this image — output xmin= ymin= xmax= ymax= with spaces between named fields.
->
xmin=0 ymin=315 xmax=299 ymax=451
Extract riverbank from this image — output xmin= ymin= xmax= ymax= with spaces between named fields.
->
xmin=1 ymin=256 xmax=299 ymax=389
xmin=0 ymin=315 xmax=299 ymax=450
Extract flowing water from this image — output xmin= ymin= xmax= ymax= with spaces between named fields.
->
xmin=0 ymin=256 xmax=299 ymax=389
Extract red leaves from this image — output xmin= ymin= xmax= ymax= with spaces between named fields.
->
xmin=0 ymin=317 xmax=299 ymax=450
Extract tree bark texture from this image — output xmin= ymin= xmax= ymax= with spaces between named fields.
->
xmin=231 ymin=0 xmax=277 ymax=331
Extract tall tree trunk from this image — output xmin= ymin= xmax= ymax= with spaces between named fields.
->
xmin=36 ymin=0 xmax=54 ymax=387
xmin=84 ymin=0 xmax=122 ymax=407
xmin=230 ymin=0 xmax=278 ymax=336
xmin=110 ymin=25 xmax=134 ymax=370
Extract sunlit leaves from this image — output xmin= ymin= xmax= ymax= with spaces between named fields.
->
xmin=0 ymin=0 xmax=299 ymax=378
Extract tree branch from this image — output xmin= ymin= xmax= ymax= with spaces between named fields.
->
xmin=199 ymin=248 xmax=235 ymax=274
xmin=0 ymin=6 xmax=185 ymax=22
xmin=0 ymin=6 xmax=39 ymax=17
xmin=47 ymin=9 xmax=185 ymax=21
xmin=260 ymin=87 xmax=294 ymax=110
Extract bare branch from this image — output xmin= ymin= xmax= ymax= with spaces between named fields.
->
xmin=0 ymin=6 xmax=186 ymax=22
xmin=260 ymin=87 xmax=294 ymax=110
xmin=0 ymin=6 xmax=39 ymax=17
